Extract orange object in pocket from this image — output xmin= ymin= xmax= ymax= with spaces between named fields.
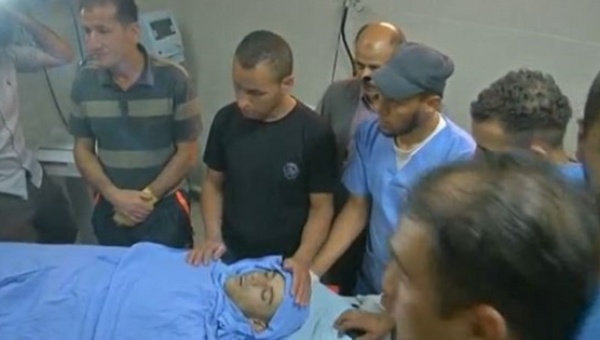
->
xmin=175 ymin=190 xmax=191 ymax=218
xmin=326 ymin=285 xmax=340 ymax=294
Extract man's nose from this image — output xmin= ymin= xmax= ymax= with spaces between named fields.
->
xmin=360 ymin=68 xmax=373 ymax=80
xmin=236 ymin=94 xmax=250 ymax=111
xmin=86 ymin=32 xmax=102 ymax=51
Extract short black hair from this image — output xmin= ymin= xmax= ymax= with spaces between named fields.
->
xmin=582 ymin=70 xmax=600 ymax=138
xmin=406 ymin=152 xmax=600 ymax=340
xmin=234 ymin=30 xmax=293 ymax=82
xmin=470 ymin=69 xmax=572 ymax=147
xmin=80 ymin=0 xmax=138 ymax=24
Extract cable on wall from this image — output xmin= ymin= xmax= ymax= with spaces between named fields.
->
xmin=330 ymin=0 xmax=355 ymax=83
xmin=64 ymin=0 xmax=85 ymax=62
xmin=41 ymin=0 xmax=88 ymax=130
xmin=43 ymin=68 xmax=69 ymax=128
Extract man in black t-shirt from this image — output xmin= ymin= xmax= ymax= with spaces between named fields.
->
xmin=188 ymin=30 xmax=336 ymax=306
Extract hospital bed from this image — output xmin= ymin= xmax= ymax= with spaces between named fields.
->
xmin=0 ymin=242 xmax=373 ymax=340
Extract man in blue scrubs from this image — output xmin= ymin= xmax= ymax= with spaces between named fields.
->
xmin=311 ymin=42 xmax=476 ymax=294
xmin=470 ymin=69 xmax=585 ymax=185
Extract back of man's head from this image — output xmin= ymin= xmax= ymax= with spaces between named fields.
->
xmin=470 ymin=69 xmax=572 ymax=148
xmin=80 ymin=0 xmax=138 ymax=24
xmin=406 ymin=152 xmax=600 ymax=340
xmin=234 ymin=30 xmax=293 ymax=82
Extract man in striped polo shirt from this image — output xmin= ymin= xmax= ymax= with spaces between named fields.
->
xmin=69 ymin=0 xmax=202 ymax=248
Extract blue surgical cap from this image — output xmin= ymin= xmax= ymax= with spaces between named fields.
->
xmin=212 ymin=256 xmax=309 ymax=339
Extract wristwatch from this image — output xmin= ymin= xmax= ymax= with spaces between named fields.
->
xmin=142 ymin=187 xmax=158 ymax=204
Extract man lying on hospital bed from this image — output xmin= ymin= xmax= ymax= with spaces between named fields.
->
xmin=0 ymin=242 xmax=308 ymax=339
xmin=0 ymin=241 xmax=364 ymax=339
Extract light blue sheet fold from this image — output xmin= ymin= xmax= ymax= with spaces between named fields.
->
xmin=93 ymin=242 xmax=226 ymax=340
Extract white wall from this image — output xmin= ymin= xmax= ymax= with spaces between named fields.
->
xmin=152 ymin=0 xmax=600 ymax=153
xmin=20 ymin=0 xmax=600 ymax=156
xmin=18 ymin=0 xmax=81 ymax=149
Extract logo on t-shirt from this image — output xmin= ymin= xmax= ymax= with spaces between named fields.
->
xmin=283 ymin=162 xmax=300 ymax=180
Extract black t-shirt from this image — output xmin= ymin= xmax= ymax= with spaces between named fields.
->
xmin=204 ymin=101 xmax=337 ymax=259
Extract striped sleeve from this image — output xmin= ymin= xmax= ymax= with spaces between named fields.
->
xmin=69 ymin=73 xmax=94 ymax=139
xmin=173 ymin=71 xmax=202 ymax=141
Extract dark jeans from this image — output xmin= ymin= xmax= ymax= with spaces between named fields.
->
xmin=0 ymin=174 xmax=77 ymax=243
xmin=92 ymin=190 xmax=193 ymax=248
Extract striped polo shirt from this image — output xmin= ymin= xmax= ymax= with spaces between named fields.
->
xmin=69 ymin=47 xmax=202 ymax=191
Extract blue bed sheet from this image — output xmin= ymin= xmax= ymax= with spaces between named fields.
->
xmin=0 ymin=242 xmax=350 ymax=339
xmin=0 ymin=242 xmax=223 ymax=340
xmin=0 ymin=243 xmax=126 ymax=339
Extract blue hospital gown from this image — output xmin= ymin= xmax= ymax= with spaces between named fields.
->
xmin=577 ymin=290 xmax=600 ymax=340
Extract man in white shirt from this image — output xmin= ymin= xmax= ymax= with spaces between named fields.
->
xmin=0 ymin=4 xmax=76 ymax=243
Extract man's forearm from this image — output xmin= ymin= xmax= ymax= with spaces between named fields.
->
xmin=311 ymin=197 xmax=369 ymax=275
xmin=12 ymin=8 xmax=74 ymax=62
xmin=293 ymin=199 xmax=334 ymax=263
xmin=74 ymin=148 xmax=118 ymax=201
xmin=200 ymin=180 xmax=224 ymax=242
xmin=148 ymin=146 xmax=197 ymax=199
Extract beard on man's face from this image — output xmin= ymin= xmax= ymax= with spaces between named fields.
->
xmin=379 ymin=109 xmax=421 ymax=138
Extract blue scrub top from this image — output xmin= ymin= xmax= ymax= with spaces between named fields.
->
xmin=577 ymin=290 xmax=600 ymax=340
xmin=557 ymin=162 xmax=586 ymax=186
xmin=342 ymin=117 xmax=476 ymax=293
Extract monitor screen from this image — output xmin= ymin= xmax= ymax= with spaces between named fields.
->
xmin=150 ymin=17 xmax=176 ymax=40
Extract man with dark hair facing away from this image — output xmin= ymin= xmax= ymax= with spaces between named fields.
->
xmin=388 ymin=152 xmax=600 ymax=340
xmin=470 ymin=68 xmax=584 ymax=184
xmin=188 ymin=30 xmax=337 ymax=306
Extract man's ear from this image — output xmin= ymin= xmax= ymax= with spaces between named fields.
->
xmin=422 ymin=95 xmax=442 ymax=114
xmin=250 ymin=318 xmax=268 ymax=333
xmin=280 ymin=75 xmax=295 ymax=95
xmin=126 ymin=22 xmax=141 ymax=44
xmin=469 ymin=305 xmax=508 ymax=340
